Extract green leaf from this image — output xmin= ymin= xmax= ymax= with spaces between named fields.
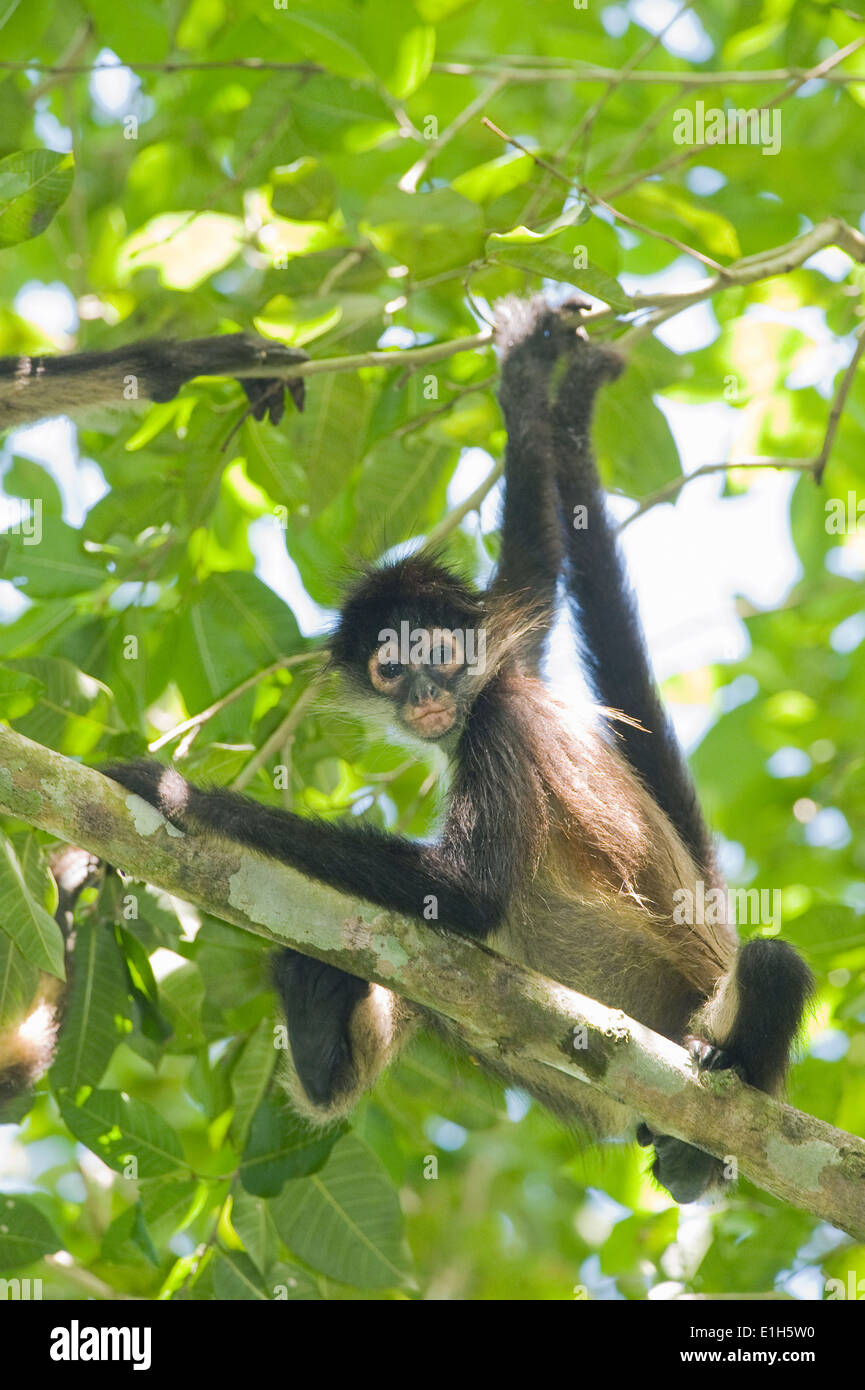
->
xmin=5 ymin=656 xmax=121 ymax=755
xmin=0 ymin=834 xmax=65 ymax=977
xmin=280 ymin=371 xmax=372 ymax=515
xmin=0 ymin=1194 xmax=62 ymax=1269
xmin=285 ymin=10 xmax=371 ymax=80
xmin=19 ymin=834 xmax=57 ymax=913
xmin=4 ymin=457 xmax=63 ymax=517
xmin=594 ymin=359 xmax=683 ymax=495
xmin=0 ymin=150 xmax=73 ymax=247
xmin=0 ymin=931 xmax=38 ymax=1029
xmin=1 ymin=518 xmax=105 ymax=597
xmin=51 ymin=920 xmax=130 ymax=1093
xmin=58 ymin=1089 xmax=187 ymax=1177
xmin=270 ymin=1135 xmax=412 ymax=1289
xmin=100 ymin=1202 xmax=161 ymax=1266
xmin=213 ymin=1248 xmax=270 ymax=1300
xmin=354 ymin=435 xmax=457 ymax=548
xmin=390 ymin=25 xmax=435 ymax=98
xmin=364 ymin=188 xmax=485 ymax=278
xmin=453 ymin=153 xmax=534 ymax=204
xmin=0 ymin=664 xmax=44 ymax=719
xmin=487 ymin=219 xmax=630 ymax=311
xmin=239 ymin=1098 xmax=343 ymax=1197
xmin=230 ymin=1020 xmax=277 ymax=1148
xmin=169 ymin=574 xmax=302 ymax=723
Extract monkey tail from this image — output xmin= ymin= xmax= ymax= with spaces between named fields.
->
xmin=692 ymin=937 xmax=814 ymax=1095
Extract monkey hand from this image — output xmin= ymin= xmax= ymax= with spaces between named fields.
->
xmin=145 ymin=334 xmax=309 ymax=423
xmin=102 ymin=759 xmax=193 ymax=827
xmin=493 ymin=293 xmax=591 ymax=364
xmin=493 ymin=295 xmax=623 ymax=417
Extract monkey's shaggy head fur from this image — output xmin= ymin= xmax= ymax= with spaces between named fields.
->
xmin=329 ymin=552 xmax=485 ymax=675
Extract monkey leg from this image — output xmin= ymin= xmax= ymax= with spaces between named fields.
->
xmin=271 ymin=948 xmax=417 ymax=1124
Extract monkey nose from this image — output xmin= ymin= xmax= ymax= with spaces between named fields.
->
xmin=411 ymin=681 xmax=439 ymax=705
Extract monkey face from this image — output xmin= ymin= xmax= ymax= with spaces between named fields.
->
xmin=367 ymin=628 xmax=466 ymax=740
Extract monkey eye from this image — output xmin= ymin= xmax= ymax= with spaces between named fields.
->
xmin=368 ymin=652 xmax=405 ymax=691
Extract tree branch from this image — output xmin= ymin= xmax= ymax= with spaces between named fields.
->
xmin=609 ymin=216 xmax=865 ymax=342
xmin=430 ymin=59 xmax=865 ymax=86
xmin=1 ymin=58 xmax=862 ymax=86
xmin=1 ymin=725 xmax=863 ymax=1238
xmin=616 ymin=458 xmax=817 ymax=532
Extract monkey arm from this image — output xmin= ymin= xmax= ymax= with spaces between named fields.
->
xmin=101 ymin=759 xmax=501 ymax=937
xmin=0 ymin=332 xmax=308 ymax=431
xmin=489 ymin=300 xmax=568 ymax=666
xmin=548 ymin=334 xmax=717 ymax=876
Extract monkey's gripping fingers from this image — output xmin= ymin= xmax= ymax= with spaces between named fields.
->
xmin=650 ymin=1135 xmax=722 ymax=1204
xmin=685 ymin=1035 xmax=736 ymax=1073
xmin=494 ymin=293 xmax=592 ymax=365
xmin=239 ymin=376 xmax=296 ymax=425
xmin=494 ymin=295 xmax=623 ymax=418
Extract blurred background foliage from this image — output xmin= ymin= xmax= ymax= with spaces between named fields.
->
xmin=0 ymin=0 xmax=863 ymax=1301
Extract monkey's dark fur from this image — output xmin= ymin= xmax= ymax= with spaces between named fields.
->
xmin=100 ymin=297 xmax=812 ymax=1203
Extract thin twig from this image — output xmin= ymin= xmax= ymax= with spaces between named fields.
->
xmin=430 ymin=60 xmax=865 ymax=86
xmin=2 ymin=55 xmax=862 ymax=86
xmin=0 ymin=58 xmax=324 ymax=75
xmin=574 ymin=0 xmax=694 ymax=180
xmin=483 ymin=118 xmax=723 ymax=271
xmin=282 ymin=330 xmax=494 ymax=378
xmin=391 ymin=375 xmax=497 ymax=438
xmin=399 ymin=76 xmax=508 ymax=193
xmin=425 ymin=458 xmax=504 ymax=547
xmin=615 ymin=217 xmax=865 ymax=345
xmin=813 ymin=324 xmax=865 ymax=483
xmin=148 ymin=652 xmax=320 ymax=753
xmin=617 ymin=459 xmax=817 ymax=531
xmin=232 ymin=671 xmax=328 ymax=791
xmin=618 ymin=328 xmax=865 ymax=525
xmin=605 ymin=86 xmax=688 ymax=177
xmin=28 ymin=23 xmax=93 ymax=100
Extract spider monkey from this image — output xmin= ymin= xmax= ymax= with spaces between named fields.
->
xmin=68 ymin=299 xmax=816 ymax=1202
